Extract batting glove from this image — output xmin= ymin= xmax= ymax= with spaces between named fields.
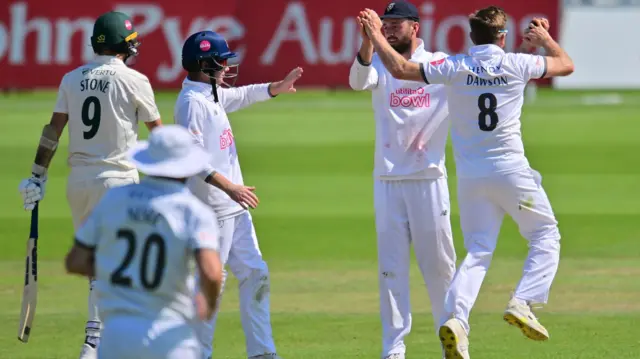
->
xmin=19 ymin=175 xmax=47 ymax=211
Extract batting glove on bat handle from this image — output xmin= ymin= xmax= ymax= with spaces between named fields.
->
xmin=19 ymin=175 xmax=47 ymax=211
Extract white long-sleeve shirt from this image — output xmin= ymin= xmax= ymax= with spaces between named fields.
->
xmin=349 ymin=40 xmax=450 ymax=180
xmin=174 ymin=78 xmax=273 ymax=219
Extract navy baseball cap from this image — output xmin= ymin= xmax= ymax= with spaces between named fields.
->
xmin=380 ymin=1 xmax=420 ymax=22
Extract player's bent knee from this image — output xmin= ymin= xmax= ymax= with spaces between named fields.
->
xmin=523 ymin=225 xmax=561 ymax=244
xmin=239 ymin=268 xmax=270 ymax=303
xmin=528 ymin=236 xmax=561 ymax=253
xmin=464 ymin=235 xmax=498 ymax=253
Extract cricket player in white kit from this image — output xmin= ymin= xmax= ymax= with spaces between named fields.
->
xmin=174 ymin=30 xmax=302 ymax=359
xmin=349 ymin=2 xmax=456 ymax=358
xmin=359 ymin=6 xmax=575 ymax=358
xmin=18 ymin=11 xmax=162 ymax=359
xmin=64 ymin=125 xmax=224 ymax=359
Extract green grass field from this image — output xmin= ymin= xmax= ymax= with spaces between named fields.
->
xmin=0 ymin=89 xmax=639 ymax=358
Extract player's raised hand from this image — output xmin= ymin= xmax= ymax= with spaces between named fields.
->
xmin=524 ymin=20 xmax=552 ymax=47
xmin=359 ymin=9 xmax=383 ymax=37
xmin=524 ymin=18 xmax=550 ymax=38
xmin=225 ymin=184 xmax=260 ymax=210
xmin=356 ymin=16 xmax=369 ymax=40
xmin=269 ymin=67 xmax=304 ymax=95
xmin=530 ymin=18 xmax=550 ymax=31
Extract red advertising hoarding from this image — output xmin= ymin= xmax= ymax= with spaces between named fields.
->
xmin=0 ymin=0 xmax=559 ymax=89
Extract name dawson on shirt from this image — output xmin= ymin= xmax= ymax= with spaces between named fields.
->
xmin=466 ymin=65 xmax=509 ymax=87
xmin=390 ymin=87 xmax=430 ymax=108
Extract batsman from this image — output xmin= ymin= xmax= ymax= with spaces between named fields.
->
xmin=18 ymin=11 xmax=163 ymax=359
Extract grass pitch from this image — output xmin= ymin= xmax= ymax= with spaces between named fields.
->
xmin=0 ymin=89 xmax=639 ymax=358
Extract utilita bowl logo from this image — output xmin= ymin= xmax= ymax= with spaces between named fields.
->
xmin=390 ymin=87 xmax=430 ymax=108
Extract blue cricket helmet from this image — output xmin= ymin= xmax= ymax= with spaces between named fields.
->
xmin=181 ymin=30 xmax=237 ymax=72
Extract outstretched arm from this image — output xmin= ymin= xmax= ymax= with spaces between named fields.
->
xmin=219 ymin=67 xmax=303 ymax=113
xmin=359 ymin=9 xmax=423 ymax=82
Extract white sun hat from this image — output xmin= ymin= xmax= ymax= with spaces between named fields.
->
xmin=127 ymin=125 xmax=212 ymax=178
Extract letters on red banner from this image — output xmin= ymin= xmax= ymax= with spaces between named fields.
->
xmin=0 ymin=0 xmax=558 ymax=89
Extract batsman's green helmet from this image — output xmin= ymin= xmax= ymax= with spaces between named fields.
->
xmin=91 ymin=11 xmax=139 ymax=55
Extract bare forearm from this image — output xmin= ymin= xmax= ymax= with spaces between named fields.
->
xmin=368 ymin=31 xmax=408 ymax=78
xmin=197 ymin=250 xmax=223 ymax=312
xmin=358 ymin=40 xmax=374 ymax=64
xmin=542 ymin=37 xmax=567 ymax=59
xmin=200 ymin=276 xmax=222 ymax=312
xmin=543 ymin=36 xmax=574 ymax=73
xmin=32 ymin=122 xmax=62 ymax=176
xmin=205 ymin=171 xmax=233 ymax=192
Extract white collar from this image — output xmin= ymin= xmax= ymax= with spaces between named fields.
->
xmin=468 ymin=44 xmax=505 ymax=56
xmin=408 ymin=39 xmax=426 ymax=60
xmin=91 ymin=55 xmax=125 ymax=66
xmin=182 ymin=77 xmax=214 ymax=94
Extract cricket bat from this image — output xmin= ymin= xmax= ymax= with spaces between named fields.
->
xmin=17 ymin=202 xmax=39 ymax=343
xmin=17 ymin=124 xmax=57 ymax=343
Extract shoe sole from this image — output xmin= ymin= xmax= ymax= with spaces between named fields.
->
xmin=503 ymin=312 xmax=549 ymax=341
xmin=439 ymin=324 xmax=465 ymax=359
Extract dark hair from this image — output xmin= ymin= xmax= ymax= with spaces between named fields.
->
xmin=94 ymin=42 xmax=125 ymax=56
xmin=469 ymin=6 xmax=508 ymax=45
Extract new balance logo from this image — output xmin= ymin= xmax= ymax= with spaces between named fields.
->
xmin=390 ymin=88 xmax=430 ymax=108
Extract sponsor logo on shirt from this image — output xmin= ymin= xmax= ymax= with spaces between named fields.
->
xmin=430 ymin=58 xmax=445 ymax=66
xmin=220 ymin=128 xmax=234 ymax=150
xmin=390 ymin=87 xmax=430 ymax=108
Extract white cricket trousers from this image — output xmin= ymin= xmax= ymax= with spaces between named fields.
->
xmin=194 ymin=210 xmax=275 ymax=359
xmin=66 ymin=175 xmax=139 ymax=230
xmin=98 ymin=315 xmax=201 ymax=359
xmin=66 ymin=174 xmax=139 ymax=345
xmin=374 ymin=178 xmax=457 ymax=358
xmin=444 ymin=168 xmax=561 ymax=334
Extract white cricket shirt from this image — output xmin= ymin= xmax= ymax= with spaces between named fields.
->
xmin=174 ymin=78 xmax=273 ymax=220
xmin=53 ymin=55 xmax=161 ymax=180
xmin=349 ymin=39 xmax=450 ymax=180
xmin=419 ymin=44 xmax=547 ymax=178
xmin=75 ymin=177 xmax=220 ymax=324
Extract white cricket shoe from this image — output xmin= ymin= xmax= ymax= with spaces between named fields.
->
xmin=383 ymin=354 xmax=404 ymax=359
xmin=439 ymin=318 xmax=470 ymax=359
xmin=78 ymin=343 xmax=97 ymax=359
xmin=503 ymin=297 xmax=549 ymax=341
